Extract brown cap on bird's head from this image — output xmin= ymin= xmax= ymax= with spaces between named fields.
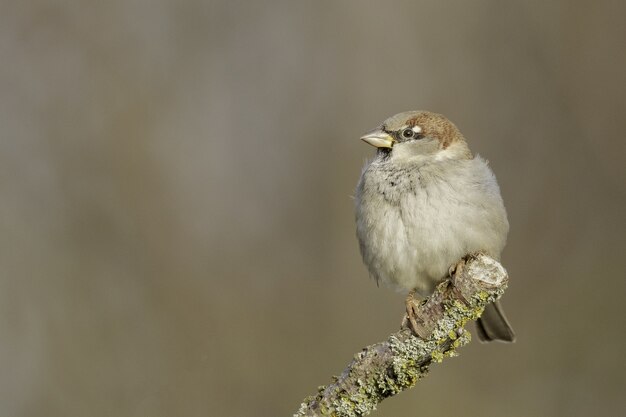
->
xmin=383 ymin=111 xmax=465 ymax=149
xmin=402 ymin=111 xmax=465 ymax=149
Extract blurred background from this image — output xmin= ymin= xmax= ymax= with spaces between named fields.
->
xmin=1 ymin=1 xmax=625 ymax=416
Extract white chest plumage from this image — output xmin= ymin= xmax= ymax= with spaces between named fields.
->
xmin=355 ymin=154 xmax=508 ymax=295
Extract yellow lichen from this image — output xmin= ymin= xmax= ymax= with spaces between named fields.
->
xmin=431 ymin=350 xmax=444 ymax=363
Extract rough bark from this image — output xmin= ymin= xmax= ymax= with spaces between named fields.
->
xmin=294 ymin=254 xmax=509 ymax=417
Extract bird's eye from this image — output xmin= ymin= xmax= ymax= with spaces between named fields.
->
xmin=401 ymin=128 xmax=414 ymax=139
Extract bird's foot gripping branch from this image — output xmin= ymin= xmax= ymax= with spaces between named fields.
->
xmin=294 ymin=253 xmax=509 ymax=417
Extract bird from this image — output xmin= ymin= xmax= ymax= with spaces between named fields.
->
xmin=354 ymin=110 xmax=515 ymax=342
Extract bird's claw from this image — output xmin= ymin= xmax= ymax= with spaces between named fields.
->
xmin=448 ymin=258 xmax=466 ymax=278
xmin=402 ymin=289 xmax=430 ymax=339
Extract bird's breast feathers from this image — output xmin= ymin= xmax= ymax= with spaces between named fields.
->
xmin=355 ymin=156 xmax=508 ymax=294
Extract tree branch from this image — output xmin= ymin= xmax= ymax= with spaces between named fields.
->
xmin=294 ymin=254 xmax=509 ymax=417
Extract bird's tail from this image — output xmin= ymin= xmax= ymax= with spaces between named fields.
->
xmin=475 ymin=300 xmax=516 ymax=343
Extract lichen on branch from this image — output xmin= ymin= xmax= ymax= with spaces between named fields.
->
xmin=294 ymin=253 xmax=509 ymax=417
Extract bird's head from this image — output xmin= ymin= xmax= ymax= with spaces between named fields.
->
xmin=360 ymin=111 xmax=472 ymax=162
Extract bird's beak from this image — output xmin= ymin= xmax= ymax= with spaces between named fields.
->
xmin=360 ymin=129 xmax=395 ymax=148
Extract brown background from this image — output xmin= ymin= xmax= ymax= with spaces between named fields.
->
xmin=1 ymin=1 xmax=625 ymax=416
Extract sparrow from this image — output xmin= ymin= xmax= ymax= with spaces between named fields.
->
xmin=355 ymin=110 xmax=515 ymax=342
